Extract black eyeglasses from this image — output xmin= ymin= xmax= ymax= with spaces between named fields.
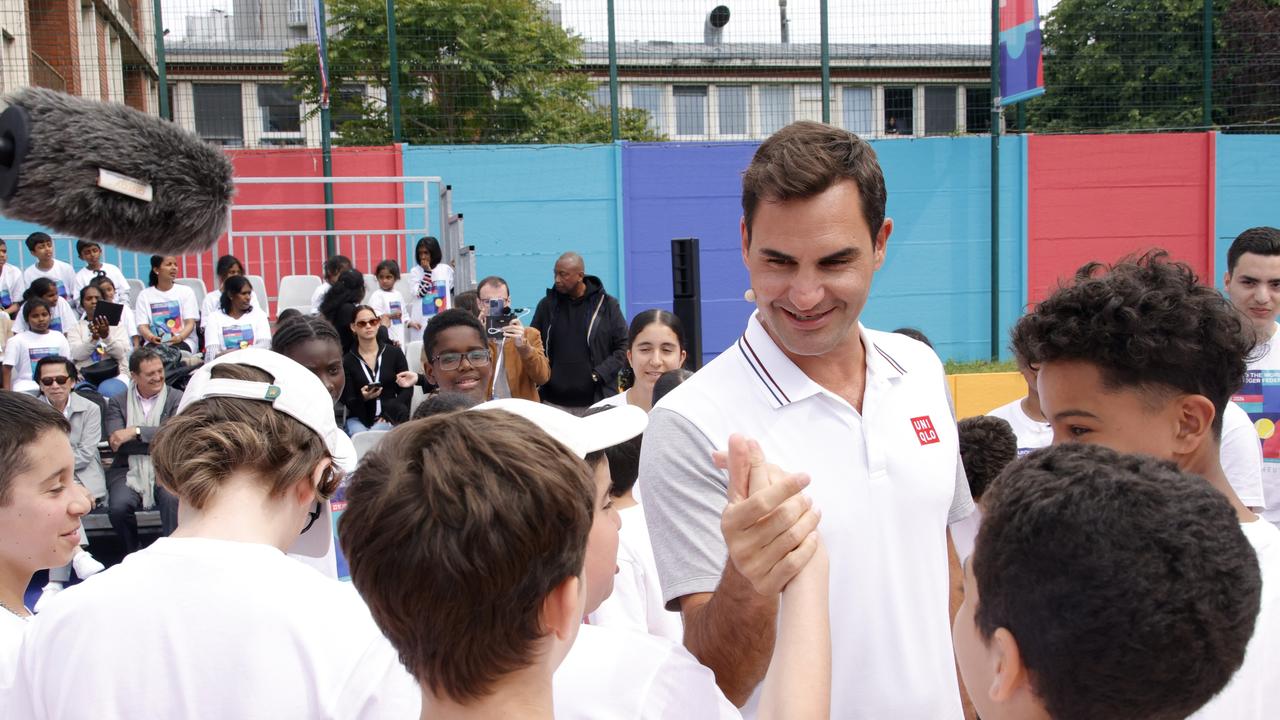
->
xmin=431 ymin=349 xmax=491 ymax=371
xmin=39 ymin=375 xmax=70 ymax=387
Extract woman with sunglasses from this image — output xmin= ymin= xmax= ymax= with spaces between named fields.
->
xmin=8 ymin=349 xmax=421 ymax=719
xmin=341 ymin=305 xmax=411 ymax=436
xmin=31 ymin=356 xmax=106 ymax=611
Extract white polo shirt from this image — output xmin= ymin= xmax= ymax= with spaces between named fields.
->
xmin=641 ymin=313 xmax=972 ymax=719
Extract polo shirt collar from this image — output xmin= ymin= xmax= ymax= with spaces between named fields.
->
xmin=737 ymin=312 xmax=906 ymax=409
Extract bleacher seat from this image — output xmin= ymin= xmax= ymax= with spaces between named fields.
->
xmin=126 ymin=278 xmax=144 ymax=302
xmin=175 ymin=278 xmax=207 ymax=309
xmin=276 ymin=304 xmax=313 ymax=318
xmin=246 ymin=275 xmax=271 ymax=318
xmin=406 ymin=340 xmax=424 ymax=375
xmin=351 ymin=430 xmax=389 ymax=460
xmin=362 ymin=273 xmax=377 ymax=304
xmin=277 ymin=275 xmax=321 ymax=314
xmin=395 ymin=277 xmax=415 ymax=307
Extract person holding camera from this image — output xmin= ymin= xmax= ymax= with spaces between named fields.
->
xmin=342 ymin=305 xmax=411 ymax=436
xmin=476 ymin=276 xmax=549 ymax=402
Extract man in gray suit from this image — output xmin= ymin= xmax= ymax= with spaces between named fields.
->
xmin=105 ymin=347 xmax=182 ymax=554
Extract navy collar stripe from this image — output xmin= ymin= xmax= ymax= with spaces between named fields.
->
xmin=737 ymin=336 xmax=787 ymax=406
xmin=875 ymin=345 xmax=907 ymax=375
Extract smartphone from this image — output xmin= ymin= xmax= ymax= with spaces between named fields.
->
xmin=365 ymin=382 xmax=383 ymax=391
xmin=487 ymin=298 xmax=505 ymax=318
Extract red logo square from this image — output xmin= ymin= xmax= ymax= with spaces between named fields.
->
xmin=911 ymin=416 xmax=940 ymax=446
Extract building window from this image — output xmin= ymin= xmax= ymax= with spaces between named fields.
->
xmin=718 ymin=85 xmax=748 ymax=136
xmin=192 ymin=83 xmax=244 ymax=147
xmin=965 ymin=87 xmax=992 ymax=134
xmin=591 ymin=84 xmax=611 ymax=108
xmin=332 ymin=84 xmax=366 ymax=130
xmin=841 ymin=86 xmax=873 ymax=136
xmin=257 ymin=83 xmax=301 ymax=134
xmin=759 ymin=85 xmax=793 ymax=136
xmin=924 ymin=86 xmax=958 ymax=135
xmin=628 ymin=84 xmax=664 ymax=134
xmin=884 ymin=87 xmax=914 ymax=136
xmin=673 ymin=85 xmax=708 ymax=137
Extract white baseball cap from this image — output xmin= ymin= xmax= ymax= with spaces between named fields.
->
xmin=177 ymin=347 xmax=356 ymax=558
xmin=472 ymin=398 xmax=648 ymax=458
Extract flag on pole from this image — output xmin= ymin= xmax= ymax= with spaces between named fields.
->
xmin=313 ymin=0 xmax=330 ymax=108
xmin=999 ymin=0 xmax=1045 ymax=105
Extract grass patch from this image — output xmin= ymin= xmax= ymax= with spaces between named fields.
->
xmin=944 ymin=358 xmax=1020 ymax=375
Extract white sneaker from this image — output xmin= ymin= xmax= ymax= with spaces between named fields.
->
xmin=71 ymin=550 xmax=106 ymax=579
xmin=33 ymin=582 xmax=62 ymax=613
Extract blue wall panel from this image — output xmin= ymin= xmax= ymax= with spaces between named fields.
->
xmin=1215 ymin=135 xmax=1280 ymax=281
xmin=622 ymin=136 xmax=1026 ymax=363
xmin=401 ymin=144 xmax=622 ymax=316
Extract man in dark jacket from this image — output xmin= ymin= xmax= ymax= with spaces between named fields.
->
xmin=531 ymin=252 xmax=627 ymax=410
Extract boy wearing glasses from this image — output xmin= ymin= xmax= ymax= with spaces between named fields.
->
xmin=397 ymin=308 xmax=495 ymax=405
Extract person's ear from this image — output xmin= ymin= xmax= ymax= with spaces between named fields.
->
xmin=872 ymin=218 xmax=892 ymax=271
xmin=542 ymin=575 xmax=584 ymax=641
xmin=293 ymin=461 xmax=329 ymax=507
xmin=423 ymin=357 xmax=439 ymax=386
xmin=740 ymin=216 xmax=750 ymax=263
xmin=1223 ymin=270 xmax=1232 ymax=288
xmin=678 ymin=349 xmax=687 ymax=367
xmin=626 ymin=348 xmax=634 ymax=368
xmin=1172 ymin=394 xmax=1216 ymax=456
xmin=987 ymin=627 xmax=1032 ymax=704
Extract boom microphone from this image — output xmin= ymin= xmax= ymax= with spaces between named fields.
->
xmin=0 ymin=87 xmax=234 ymax=255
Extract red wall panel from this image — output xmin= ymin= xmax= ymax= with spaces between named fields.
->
xmin=1027 ymin=133 xmax=1216 ymax=303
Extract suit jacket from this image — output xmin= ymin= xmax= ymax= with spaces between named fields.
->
xmin=104 ymin=385 xmax=183 ymax=479
xmin=64 ymin=393 xmax=106 ymax=500
xmin=488 ymin=326 xmax=550 ymax=402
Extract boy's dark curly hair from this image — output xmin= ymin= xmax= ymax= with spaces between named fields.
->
xmin=975 ymin=443 xmax=1261 ymax=720
xmin=957 ymin=415 xmax=1017 ymax=501
xmin=1010 ymin=251 xmax=1254 ymax=436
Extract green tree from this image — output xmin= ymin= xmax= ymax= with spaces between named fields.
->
xmin=285 ymin=0 xmax=663 ymax=144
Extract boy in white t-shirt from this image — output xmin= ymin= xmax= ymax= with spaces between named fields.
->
xmin=1223 ymin=226 xmax=1280 ymax=526
xmin=1011 ymin=252 xmax=1280 ymax=720
xmin=368 ymin=259 xmax=406 ymax=346
xmin=3 ymin=300 xmax=70 ymax=393
xmin=6 ymin=349 xmax=420 ymax=719
xmin=20 ymin=233 xmax=76 ymax=306
xmin=0 ymin=392 xmax=93 ymax=694
xmin=0 ymin=242 xmax=23 ymax=319
xmin=954 ymin=443 xmax=1261 ymax=720
xmin=72 ymin=240 xmax=131 ymax=307
xmin=985 ymin=352 xmax=1053 ymax=456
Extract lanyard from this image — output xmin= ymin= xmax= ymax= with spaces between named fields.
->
xmin=357 ymin=345 xmax=384 ymax=416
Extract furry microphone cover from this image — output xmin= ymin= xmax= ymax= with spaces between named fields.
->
xmin=0 ymin=87 xmax=234 ymax=254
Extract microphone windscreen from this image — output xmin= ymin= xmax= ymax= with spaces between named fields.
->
xmin=0 ymin=87 xmax=234 ymax=255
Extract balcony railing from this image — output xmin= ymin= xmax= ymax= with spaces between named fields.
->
xmin=30 ymin=50 xmax=66 ymax=92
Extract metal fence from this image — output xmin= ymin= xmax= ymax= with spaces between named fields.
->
xmin=0 ymin=1 xmax=1275 ymax=149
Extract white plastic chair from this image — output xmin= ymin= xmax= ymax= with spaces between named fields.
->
xmin=406 ymin=340 xmax=424 ymax=375
xmin=350 ymin=430 xmax=389 ymax=461
xmin=277 ymin=275 xmax=321 ymax=314
xmin=276 ymin=304 xmax=313 ymax=319
xmin=361 ymin=273 xmax=378 ymax=304
xmin=126 ymin=278 xmax=144 ymax=303
xmin=245 ymin=275 xmax=271 ymax=318
xmin=394 ymin=277 xmax=415 ymax=307
xmin=174 ymin=278 xmax=207 ymax=308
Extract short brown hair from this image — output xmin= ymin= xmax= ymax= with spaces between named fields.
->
xmin=340 ymin=411 xmax=594 ymax=703
xmin=151 ymin=363 xmax=333 ymax=509
xmin=0 ymin=391 xmax=69 ymax=505
xmin=741 ymin=120 xmax=887 ymax=244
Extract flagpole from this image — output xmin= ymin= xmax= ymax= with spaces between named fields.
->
xmin=315 ymin=0 xmax=336 ymax=253
xmin=990 ymin=0 xmax=1001 ymax=362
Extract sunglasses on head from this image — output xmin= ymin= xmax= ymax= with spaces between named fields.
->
xmin=39 ymin=375 xmax=70 ymax=387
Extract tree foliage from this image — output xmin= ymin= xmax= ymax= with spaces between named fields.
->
xmin=1025 ymin=0 xmax=1280 ymax=133
xmin=285 ymin=0 xmax=663 ymax=144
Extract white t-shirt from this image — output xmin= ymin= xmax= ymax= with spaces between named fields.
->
xmin=74 ymin=263 xmax=131 ymax=306
xmin=12 ymin=297 xmax=77 ymax=337
xmin=368 ymin=288 xmax=407 ymax=346
xmin=553 ymin=624 xmax=739 ymax=719
xmin=1 ymin=608 xmax=28 ymax=694
xmin=201 ymin=288 xmax=263 ymax=323
xmin=22 ymin=261 xmax=76 ymax=304
xmin=202 ymin=309 xmax=273 ymax=361
xmin=642 ymin=316 xmax=972 ymax=719
xmin=7 ymin=537 xmax=421 ymax=719
xmin=3 ymin=330 xmax=70 ymax=393
xmin=134 ymin=285 xmax=200 ymax=352
xmin=986 ymin=397 xmax=1052 ymax=455
xmin=588 ymin=503 xmax=684 ymax=643
xmin=1238 ymin=324 xmax=1280 ymax=526
xmin=407 ymin=265 xmax=453 ymax=344
xmin=1188 ymin=519 xmax=1280 ymax=720
xmin=1221 ymin=401 xmax=1266 ymax=509
xmin=0 ymin=264 xmax=22 ymax=308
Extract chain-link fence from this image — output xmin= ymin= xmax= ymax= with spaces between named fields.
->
xmin=1 ymin=0 xmax=1276 ymax=148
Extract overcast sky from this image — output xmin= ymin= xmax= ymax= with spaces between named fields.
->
xmin=164 ymin=0 xmax=1062 ymax=43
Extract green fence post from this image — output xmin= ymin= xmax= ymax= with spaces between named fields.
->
xmin=152 ymin=0 xmax=168 ymax=120
xmin=386 ymin=0 xmax=402 ymax=142
xmin=1202 ymin=0 xmax=1213 ymax=127
xmin=990 ymin=0 xmax=1002 ymax=361
xmin=317 ymin=0 xmax=336 ymax=249
xmin=607 ymin=0 xmax=620 ymax=141
xmin=820 ymin=0 xmax=831 ymax=123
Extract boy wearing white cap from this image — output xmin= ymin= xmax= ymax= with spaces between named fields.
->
xmin=7 ymin=348 xmax=420 ymax=719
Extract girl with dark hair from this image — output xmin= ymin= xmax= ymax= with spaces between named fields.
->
xmin=341 ymin=305 xmax=410 ymax=435
xmin=135 ymin=255 xmax=199 ymax=352
xmin=200 ymin=254 xmax=261 ymax=323
xmin=3 ymin=299 xmax=70 ymax=392
xmin=406 ymin=236 xmax=453 ymax=344
xmin=592 ymin=309 xmax=687 ymax=413
xmin=319 ymin=268 xmax=372 ymax=354
xmin=88 ymin=275 xmax=141 ymax=348
xmin=66 ymin=283 xmax=131 ymax=396
xmin=14 ymin=278 xmax=77 ymax=336
xmin=203 ymin=275 xmax=272 ymax=361
xmin=368 ymin=259 xmax=405 ymax=346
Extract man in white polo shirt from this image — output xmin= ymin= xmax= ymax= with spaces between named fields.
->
xmin=641 ymin=121 xmax=973 ymax=718
xmin=1224 ymin=226 xmax=1280 ymax=527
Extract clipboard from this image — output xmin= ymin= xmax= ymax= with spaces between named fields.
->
xmin=93 ymin=301 xmax=124 ymax=327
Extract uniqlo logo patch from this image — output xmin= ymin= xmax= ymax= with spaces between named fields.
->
xmin=911 ymin=416 xmax=940 ymax=446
